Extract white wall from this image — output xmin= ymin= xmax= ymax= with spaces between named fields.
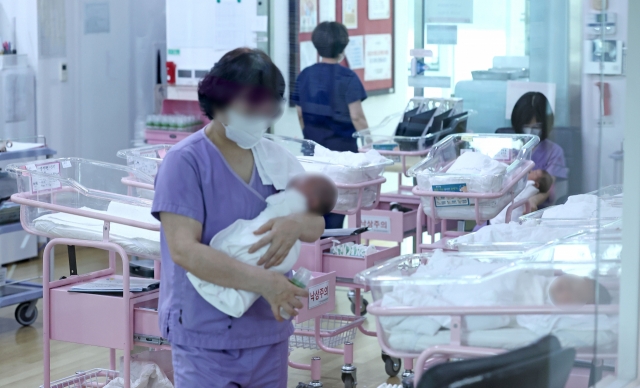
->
xmin=0 ymin=0 xmax=38 ymax=70
xmin=6 ymin=0 xmax=164 ymax=162
xmin=272 ymin=0 xmax=411 ymax=137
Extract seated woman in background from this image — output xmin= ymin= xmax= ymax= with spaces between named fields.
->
xmin=292 ymin=21 xmax=368 ymax=228
xmin=511 ymin=92 xmax=568 ymax=210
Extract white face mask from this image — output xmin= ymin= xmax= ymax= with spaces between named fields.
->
xmin=222 ymin=110 xmax=272 ymax=149
xmin=522 ymin=126 xmax=542 ymax=137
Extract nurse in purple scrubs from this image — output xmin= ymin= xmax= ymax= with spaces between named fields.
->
xmin=511 ymin=92 xmax=568 ymax=210
xmin=151 ymin=48 xmax=325 ymax=387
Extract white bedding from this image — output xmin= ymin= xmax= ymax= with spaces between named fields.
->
xmin=379 ymin=251 xmax=618 ymax=353
xmin=541 ymin=194 xmax=623 ymax=221
xmin=32 ymin=202 xmax=161 ymax=257
xmin=385 ymin=326 xmax=617 ymax=353
xmin=416 ymin=152 xmax=525 ymax=220
xmin=452 ymin=222 xmax=582 ymax=248
xmin=300 ymin=147 xmax=388 ymax=211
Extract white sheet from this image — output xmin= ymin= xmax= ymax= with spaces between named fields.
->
xmin=300 ymin=146 xmax=388 ymax=211
xmin=385 ymin=325 xmax=617 ymax=353
xmin=32 ymin=202 xmax=160 ymax=257
xmin=379 ymin=251 xmax=617 ymax=353
xmin=453 ymin=222 xmax=582 ymax=247
xmin=541 ymin=194 xmax=623 ymax=221
xmin=187 ymin=190 xmax=307 ymax=318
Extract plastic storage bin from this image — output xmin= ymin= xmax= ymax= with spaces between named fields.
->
xmin=264 ymin=134 xmax=393 ymax=212
xmin=355 ymin=249 xmax=619 ymax=357
xmin=519 ymin=184 xmax=623 ymax=228
xmin=409 ymin=134 xmax=539 ymax=221
xmin=117 ymin=144 xmax=172 ymax=178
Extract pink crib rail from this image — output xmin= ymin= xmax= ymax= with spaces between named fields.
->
xmin=412 ymin=160 xmax=535 ymax=226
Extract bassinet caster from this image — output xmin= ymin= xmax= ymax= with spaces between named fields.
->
xmin=341 ymin=343 xmax=358 ymax=388
xmin=347 ymin=289 xmax=368 ymax=316
xmin=381 ymin=351 xmax=402 ymax=377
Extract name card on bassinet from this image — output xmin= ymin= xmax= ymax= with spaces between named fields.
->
xmin=27 ymin=161 xmax=62 ymax=193
xmin=432 ymin=183 xmax=470 ymax=207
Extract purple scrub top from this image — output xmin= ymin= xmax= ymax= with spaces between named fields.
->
xmin=532 ymin=139 xmax=568 ymax=207
xmin=151 ymin=129 xmax=293 ymax=350
xmin=532 ymin=139 xmax=568 ymax=179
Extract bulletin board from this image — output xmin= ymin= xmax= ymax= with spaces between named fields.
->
xmin=289 ymin=0 xmax=395 ymax=105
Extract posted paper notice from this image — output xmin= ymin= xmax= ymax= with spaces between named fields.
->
xmin=364 ymin=34 xmax=392 ymax=81
xmin=368 ymin=0 xmax=390 ymax=20
xmin=300 ymin=41 xmax=318 ymax=71
xmin=342 ymin=0 xmax=358 ymax=29
xmin=319 ymin=0 xmax=336 ymax=22
xmin=344 ymin=35 xmax=364 ymax=69
xmin=300 ymin=0 xmax=318 ymax=33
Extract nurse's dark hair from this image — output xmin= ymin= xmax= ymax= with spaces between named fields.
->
xmin=511 ymin=92 xmax=554 ymax=141
xmin=198 ymin=48 xmax=285 ymax=120
xmin=311 ymin=22 xmax=349 ymax=59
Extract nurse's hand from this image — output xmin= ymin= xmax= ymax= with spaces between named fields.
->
xmin=260 ymin=272 xmax=309 ymax=321
xmin=250 ymin=216 xmax=302 ymax=269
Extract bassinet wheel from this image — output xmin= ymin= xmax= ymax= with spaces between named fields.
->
xmin=350 ymin=298 xmax=368 ymax=316
xmin=384 ymin=356 xmax=402 ymax=377
xmin=342 ymin=374 xmax=355 ymax=388
xmin=15 ymin=301 xmax=38 ymax=326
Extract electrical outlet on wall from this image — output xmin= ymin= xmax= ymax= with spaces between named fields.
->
xmin=59 ymin=62 xmax=68 ymax=82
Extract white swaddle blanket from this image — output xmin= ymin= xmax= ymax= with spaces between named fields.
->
xmin=541 ymin=194 xmax=622 ymax=220
xmin=300 ymin=146 xmax=389 ymax=211
xmin=187 ymin=190 xmax=307 ymax=318
xmin=380 ymin=251 xmax=550 ymax=336
xmin=380 ymin=251 xmax=614 ymax=341
xmin=490 ymin=180 xmax=539 ymax=224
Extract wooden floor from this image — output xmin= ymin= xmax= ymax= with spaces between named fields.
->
xmin=0 ymin=245 xmax=409 ymax=388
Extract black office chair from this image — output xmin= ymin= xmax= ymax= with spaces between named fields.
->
xmin=417 ymin=335 xmax=576 ymax=388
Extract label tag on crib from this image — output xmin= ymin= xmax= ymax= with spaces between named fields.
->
xmin=308 ymin=281 xmax=330 ymax=309
xmin=61 ymin=160 xmax=72 ymax=168
xmin=127 ymin=154 xmax=158 ymax=177
xmin=494 ymin=148 xmax=512 ymax=162
xmin=432 ymin=183 xmax=470 ymax=207
xmin=360 ymin=215 xmax=391 ymax=234
xmin=30 ymin=162 xmax=62 ymax=193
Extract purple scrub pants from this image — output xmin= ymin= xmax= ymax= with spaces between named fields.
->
xmin=172 ymin=339 xmax=289 ymax=387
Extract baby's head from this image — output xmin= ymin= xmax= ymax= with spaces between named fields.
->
xmin=528 ymin=169 xmax=553 ymax=194
xmin=549 ymin=274 xmax=612 ymax=306
xmin=288 ymin=173 xmax=337 ymax=216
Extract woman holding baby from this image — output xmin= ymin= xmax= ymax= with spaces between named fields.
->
xmin=152 ymin=48 xmax=326 ymax=387
xmin=511 ymin=92 xmax=569 ymax=210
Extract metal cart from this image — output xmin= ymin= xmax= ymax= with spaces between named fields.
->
xmin=0 ymin=136 xmax=56 ymax=325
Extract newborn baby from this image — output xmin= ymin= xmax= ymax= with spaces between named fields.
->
xmin=187 ymin=173 xmax=337 ymax=318
xmin=490 ymin=169 xmax=553 ymax=224
xmin=548 ymin=274 xmax=612 ymax=306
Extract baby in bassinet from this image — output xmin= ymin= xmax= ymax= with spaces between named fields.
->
xmin=382 ymin=253 xmax=612 ymax=336
xmin=187 ymin=174 xmax=337 ymax=318
xmin=490 ymin=169 xmax=553 ymax=224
